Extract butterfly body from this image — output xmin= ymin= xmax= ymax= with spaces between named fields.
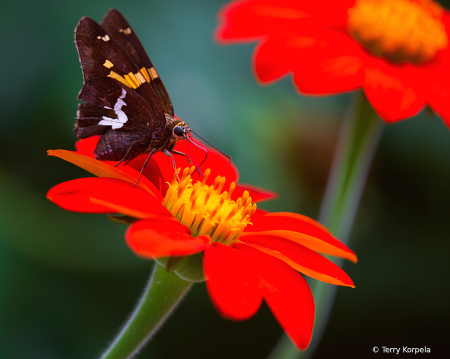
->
xmin=74 ymin=9 xmax=190 ymax=163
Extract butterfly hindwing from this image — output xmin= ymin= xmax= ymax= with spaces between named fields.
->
xmin=76 ymin=103 xmax=113 ymax=138
xmin=99 ymin=8 xmax=174 ymax=117
xmin=94 ymin=128 xmax=151 ymax=161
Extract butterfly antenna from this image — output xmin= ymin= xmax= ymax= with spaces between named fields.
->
xmin=190 ymin=130 xmax=232 ymax=168
xmin=186 ymin=139 xmax=202 ymax=176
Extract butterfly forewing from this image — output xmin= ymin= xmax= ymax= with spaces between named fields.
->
xmin=99 ymin=9 xmax=174 ymax=117
xmin=78 ymin=77 xmax=158 ymax=131
xmin=75 ymin=16 xmax=166 ymax=127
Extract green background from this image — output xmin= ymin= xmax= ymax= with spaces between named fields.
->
xmin=1 ymin=0 xmax=450 ymax=358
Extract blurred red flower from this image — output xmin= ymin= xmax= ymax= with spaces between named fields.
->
xmin=47 ymin=137 xmax=356 ymax=349
xmin=216 ymin=0 xmax=450 ymax=125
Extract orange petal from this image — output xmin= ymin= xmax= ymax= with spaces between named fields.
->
xmin=238 ymin=235 xmax=354 ymax=287
xmin=247 ymin=212 xmax=357 ymax=263
xmin=48 ymin=149 xmax=162 ymax=201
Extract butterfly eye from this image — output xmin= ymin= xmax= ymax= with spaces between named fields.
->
xmin=173 ymin=126 xmax=185 ymax=137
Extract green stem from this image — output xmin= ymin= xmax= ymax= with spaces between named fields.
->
xmin=269 ymin=91 xmax=384 ymax=359
xmin=100 ymin=263 xmax=193 ymax=359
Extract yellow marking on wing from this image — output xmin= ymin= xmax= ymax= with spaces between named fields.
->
xmin=103 ymin=60 xmax=114 ymax=69
xmin=108 ymin=71 xmax=131 ymax=88
xmin=129 ymin=72 xmax=142 ymax=87
xmin=136 ymin=71 xmax=146 ymax=85
xmin=97 ymin=35 xmax=110 ymax=42
xmin=124 ymin=73 xmax=138 ymax=89
xmin=140 ymin=67 xmax=151 ymax=82
xmin=148 ymin=67 xmax=159 ymax=80
xmin=119 ymin=28 xmax=132 ymax=35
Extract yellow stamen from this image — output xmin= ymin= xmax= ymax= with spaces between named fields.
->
xmin=201 ymin=169 xmax=211 ymax=185
xmin=163 ymin=167 xmax=256 ymax=242
xmin=348 ymin=0 xmax=448 ymax=64
xmin=227 ymin=182 xmax=236 ymax=199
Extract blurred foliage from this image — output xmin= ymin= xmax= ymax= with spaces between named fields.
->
xmin=1 ymin=0 xmax=449 ymax=358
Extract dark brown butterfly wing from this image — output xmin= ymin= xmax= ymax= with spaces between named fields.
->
xmin=75 ymin=15 xmax=166 ymax=130
xmin=94 ymin=129 xmax=151 ymax=161
xmin=74 ymin=12 xmax=173 ymax=161
xmin=99 ymin=8 xmax=174 ymax=117
xmin=76 ymin=103 xmax=115 ymax=139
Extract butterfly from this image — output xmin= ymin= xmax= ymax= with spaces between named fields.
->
xmin=74 ymin=8 xmax=199 ymax=182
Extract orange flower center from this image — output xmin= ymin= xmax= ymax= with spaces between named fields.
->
xmin=347 ymin=0 xmax=448 ymax=64
xmin=163 ymin=166 xmax=257 ymax=243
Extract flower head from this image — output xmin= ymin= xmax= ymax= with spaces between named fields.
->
xmin=216 ymin=0 xmax=450 ymax=125
xmin=47 ymin=137 xmax=356 ymax=349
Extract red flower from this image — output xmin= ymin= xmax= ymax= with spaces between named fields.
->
xmin=47 ymin=137 xmax=356 ymax=349
xmin=216 ymin=0 xmax=450 ymax=126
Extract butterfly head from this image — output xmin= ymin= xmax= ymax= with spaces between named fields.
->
xmin=172 ymin=120 xmax=191 ymax=141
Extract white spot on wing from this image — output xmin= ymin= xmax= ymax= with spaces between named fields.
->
xmin=98 ymin=89 xmax=128 ymax=129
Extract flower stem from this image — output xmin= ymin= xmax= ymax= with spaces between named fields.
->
xmin=269 ymin=91 xmax=384 ymax=359
xmin=100 ymin=263 xmax=193 ymax=359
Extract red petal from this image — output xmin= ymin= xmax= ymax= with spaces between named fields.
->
xmin=204 ymin=243 xmax=262 ymax=320
xmin=428 ymin=72 xmax=450 ymax=128
xmin=253 ymin=28 xmax=365 ymax=93
xmin=126 ymin=151 xmax=173 ymax=196
xmin=246 ymin=212 xmax=357 ymax=262
xmin=73 ymin=126 xmax=238 ymax=195
xmin=216 ymin=0 xmax=312 ymax=43
xmin=132 ymin=137 xmax=239 ymax=194
xmin=421 ymin=42 xmax=450 ymax=128
xmin=75 ymin=137 xmax=99 ymax=157
xmin=216 ymin=0 xmax=351 ymax=43
xmin=363 ymin=60 xmax=426 ymax=122
xmin=234 ymin=243 xmax=315 ymax=350
xmin=292 ymin=33 xmax=365 ymax=93
xmin=126 ymin=218 xmax=211 ymax=258
xmin=238 ymin=233 xmax=354 ymax=287
xmin=251 ymin=208 xmax=270 ymax=221
xmin=47 ymin=177 xmax=171 ymax=218
xmin=253 ymin=32 xmax=317 ymax=84
xmin=75 ymin=137 xmax=171 ymax=196
xmin=176 ymin=138 xmax=238 ymax=185
xmin=232 ymin=183 xmax=277 ymax=203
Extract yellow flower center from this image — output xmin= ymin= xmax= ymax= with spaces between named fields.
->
xmin=163 ymin=166 xmax=257 ymax=244
xmin=347 ymin=0 xmax=448 ymax=64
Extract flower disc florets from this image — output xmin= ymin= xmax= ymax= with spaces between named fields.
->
xmin=348 ymin=0 xmax=448 ymax=64
xmin=163 ymin=166 xmax=257 ymax=243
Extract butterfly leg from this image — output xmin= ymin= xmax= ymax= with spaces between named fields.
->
xmin=114 ymin=140 xmax=143 ymax=167
xmin=134 ymin=148 xmax=157 ymax=188
xmin=162 ymin=149 xmax=182 ymax=182
xmin=165 ymin=149 xmax=202 ymax=176
xmin=171 ymin=150 xmax=193 ymax=164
